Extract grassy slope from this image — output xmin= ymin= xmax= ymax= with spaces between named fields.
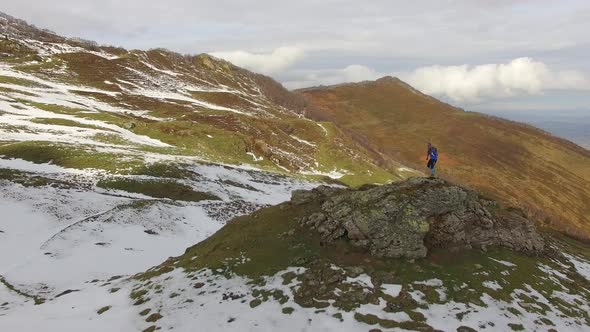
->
xmin=298 ymin=77 xmax=590 ymax=239
xmin=0 ymin=34 xmax=402 ymax=186
xmin=137 ymin=197 xmax=590 ymax=330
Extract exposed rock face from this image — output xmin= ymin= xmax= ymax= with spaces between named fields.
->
xmin=293 ymin=177 xmax=545 ymax=258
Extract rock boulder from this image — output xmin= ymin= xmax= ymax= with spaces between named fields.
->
xmin=294 ymin=177 xmax=545 ymax=259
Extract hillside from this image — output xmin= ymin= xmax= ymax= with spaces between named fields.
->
xmin=2 ymin=171 xmax=589 ymax=331
xmin=0 ymin=12 xmax=413 ymax=187
xmin=298 ymin=77 xmax=590 ymax=240
xmin=1 ymin=11 xmax=590 ymax=332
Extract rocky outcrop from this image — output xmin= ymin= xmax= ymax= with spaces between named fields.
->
xmin=293 ymin=177 xmax=545 ymax=259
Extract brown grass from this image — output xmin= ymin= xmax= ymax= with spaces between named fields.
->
xmin=298 ymin=77 xmax=590 ymax=240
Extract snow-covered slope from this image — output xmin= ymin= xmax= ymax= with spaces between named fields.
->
xmin=0 ymin=157 xmax=317 ymax=330
xmin=3 ymin=162 xmax=588 ymax=332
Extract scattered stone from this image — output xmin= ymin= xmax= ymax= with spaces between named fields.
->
xmin=144 ymin=229 xmax=158 ymax=235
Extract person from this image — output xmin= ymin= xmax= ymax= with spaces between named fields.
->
xmin=426 ymin=142 xmax=438 ymax=177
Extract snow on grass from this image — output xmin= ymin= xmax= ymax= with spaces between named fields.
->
xmin=0 ymin=81 xmax=171 ymax=148
xmin=418 ymin=289 xmax=588 ymax=332
xmin=489 ymin=257 xmax=517 ymax=267
xmin=0 ymin=66 xmax=150 ymax=119
xmin=185 ymin=161 xmax=317 ymax=205
xmin=482 ymin=280 xmax=503 ymax=291
xmin=345 ymin=274 xmax=374 ymax=289
xmin=317 ymin=123 xmax=328 ymax=136
xmin=132 ymin=266 xmax=405 ymax=332
xmin=299 ymin=168 xmax=346 ymax=179
xmin=380 ymin=283 xmax=402 ymax=297
xmin=129 ymin=88 xmax=249 ymax=115
xmin=414 ymin=278 xmax=443 ymax=287
xmin=139 ymin=60 xmax=179 ymax=77
xmin=290 ymin=135 xmax=316 ymax=147
xmin=0 ymin=281 xmax=137 ymax=332
xmin=355 ymin=298 xmax=412 ymax=322
xmin=0 ymin=157 xmax=102 ymax=177
xmin=19 ymin=39 xmax=120 ymax=60
xmin=0 ymin=159 xmax=318 ymax=295
xmin=563 ymin=253 xmax=590 ymax=281
xmin=537 ymin=263 xmax=570 ymax=283
xmin=397 ymin=166 xmax=422 ymax=174
xmin=246 ymin=152 xmax=263 ymax=162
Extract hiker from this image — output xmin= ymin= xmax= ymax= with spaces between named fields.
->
xmin=426 ymin=143 xmax=438 ymax=177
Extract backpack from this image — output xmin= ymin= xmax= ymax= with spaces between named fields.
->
xmin=430 ymin=147 xmax=438 ymax=160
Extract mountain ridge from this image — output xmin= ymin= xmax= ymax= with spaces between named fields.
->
xmin=0 ymin=11 xmax=411 ymax=186
xmin=298 ymin=75 xmax=590 ymax=240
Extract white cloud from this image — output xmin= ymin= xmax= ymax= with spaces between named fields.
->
xmin=339 ymin=65 xmax=381 ymax=82
xmin=404 ymin=57 xmax=590 ymax=103
xmin=285 ymin=58 xmax=590 ymax=104
xmin=209 ymin=46 xmax=304 ymax=75
xmin=284 ymin=65 xmax=381 ymax=89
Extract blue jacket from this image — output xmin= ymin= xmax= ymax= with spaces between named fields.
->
xmin=428 ymin=146 xmax=438 ymax=161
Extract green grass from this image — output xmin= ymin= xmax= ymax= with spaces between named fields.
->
xmin=0 ymin=75 xmax=49 ymax=88
xmin=97 ymin=306 xmax=111 ymax=315
xmin=0 ymin=168 xmax=73 ymax=188
xmin=0 ymin=86 xmax=37 ymax=96
xmin=97 ymin=178 xmax=220 ymax=202
xmin=31 ymin=118 xmax=107 ymax=131
xmin=145 ymin=313 xmax=163 ymax=323
xmin=138 ymin=202 xmax=318 ymax=280
xmin=16 ymin=100 xmax=88 ymax=116
xmin=92 ymin=133 xmax=134 ymax=146
xmin=312 ymin=122 xmax=400 ymax=187
xmin=131 ymin=163 xmax=197 ymax=179
xmin=15 ymin=58 xmax=63 ymax=72
xmin=0 ymin=141 xmax=143 ymax=172
xmin=132 ymin=120 xmax=266 ymax=167
xmin=7 ymin=99 xmax=400 ymax=188
xmin=136 ymin=195 xmax=590 ymax=329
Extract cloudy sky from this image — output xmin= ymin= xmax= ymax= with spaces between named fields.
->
xmin=2 ymin=0 xmax=590 ymax=116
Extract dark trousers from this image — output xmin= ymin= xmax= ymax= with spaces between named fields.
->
xmin=427 ymin=159 xmax=437 ymax=169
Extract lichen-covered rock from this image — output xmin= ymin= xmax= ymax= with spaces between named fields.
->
xmin=294 ymin=177 xmax=545 ymax=258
